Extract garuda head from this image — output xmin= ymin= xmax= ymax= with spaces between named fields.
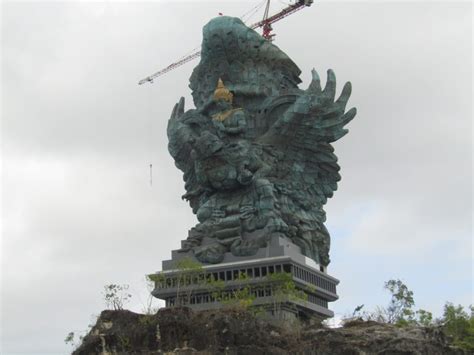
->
xmin=189 ymin=16 xmax=302 ymax=109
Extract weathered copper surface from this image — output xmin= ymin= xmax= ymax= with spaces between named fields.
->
xmin=167 ymin=16 xmax=357 ymax=265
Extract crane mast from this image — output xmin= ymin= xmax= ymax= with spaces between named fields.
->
xmin=138 ymin=0 xmax=313 ymax=85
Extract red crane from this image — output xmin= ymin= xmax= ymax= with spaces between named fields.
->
xmin=138 ymin=0 xmax=313 ymax=85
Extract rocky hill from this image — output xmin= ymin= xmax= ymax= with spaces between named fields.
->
xmin=73 ymin=307 xmax=468 ymax=355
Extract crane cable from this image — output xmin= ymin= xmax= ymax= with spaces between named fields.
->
xmin=148 ymin=84 xmax=153 ymax=186
xmin=262 ymin=0 xmax=271 ymax=21
xmin=241 ymin=0 xmax=267 ymax=23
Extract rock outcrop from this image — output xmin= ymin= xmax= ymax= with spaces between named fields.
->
xmin=73 ymin=307 xmax=468 ymax=355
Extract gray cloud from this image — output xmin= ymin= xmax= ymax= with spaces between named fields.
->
xmin=2 ymin=1 xmax=471 ymax=354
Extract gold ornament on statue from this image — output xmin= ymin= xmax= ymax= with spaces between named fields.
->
xmin=213 ymin=78 xmax=233 ymax=103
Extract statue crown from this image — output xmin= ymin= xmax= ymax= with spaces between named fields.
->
xmin=213 ymin=78 xmax=233 ymax=103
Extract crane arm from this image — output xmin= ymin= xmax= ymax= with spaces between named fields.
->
xmin=251 ymin=0 xmax=310 ymax=30
xmin=138 ymin=50 xmax=202 ymax=85
xmin=138 ymin=0 xmax=313 ymax=85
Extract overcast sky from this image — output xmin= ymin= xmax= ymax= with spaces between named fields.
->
xmin=1 ymin=1 xmax=472 ymax=354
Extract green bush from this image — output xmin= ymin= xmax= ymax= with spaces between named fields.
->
xmin=441 ymin=303 xmax=474 ymax=351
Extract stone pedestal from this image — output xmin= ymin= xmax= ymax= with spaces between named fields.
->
xmin=150 ymin=236 xmax=339 ymax=321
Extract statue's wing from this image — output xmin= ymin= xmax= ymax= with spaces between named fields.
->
xmin=167 ymin=97 xmax=204 ymax=213
xmin=258 ymin=69 xmax=357 ymax=205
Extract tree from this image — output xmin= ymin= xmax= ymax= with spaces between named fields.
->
xmin=416 ymin=309 xmax=433 ymax=326
xmin=142 ymin=275 xmax=160 ymax=314
xmin=64 ymin=331 xmax=75 ymax=347
xmin=173 ymin=257 xmax=205 ymax=306
xmin=441 ymin=302 xmax=474 ymax=351
xmin=103 ymin=284 xmax=132 ymax=310
xmin=267 ymin=272 xmax=307 ymax=318
xmin=383 ymin=279 xmax=415 ymax=324
xmin=342 ymin=280 xmax=474 ymax=352
xmin=206 ymin=277 xmax=226 ymax=303
xmin=220 ymin=272 xmax=256 ymax=310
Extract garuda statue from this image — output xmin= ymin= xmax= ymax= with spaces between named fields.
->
xmin=167 ymin=16 xmax=356 ymax=266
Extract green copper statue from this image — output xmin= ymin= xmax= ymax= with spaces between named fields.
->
xmin=167 ymin=16 xmax=356 ymax=266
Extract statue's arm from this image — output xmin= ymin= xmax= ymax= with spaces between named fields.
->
xmin=223 ymin=111 xmax=246 ymax=134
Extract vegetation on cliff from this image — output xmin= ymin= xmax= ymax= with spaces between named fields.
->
xmin=71 ymin=306 xmax=471 ymax=355
xmin=67 ymin=277 xmax=473 ymax=354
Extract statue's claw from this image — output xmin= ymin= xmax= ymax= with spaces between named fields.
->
xmin=307 ymin=68 xmax=321 ymax=93
xmin=169 ymin=96 xmax=185 ymax=121
xmin=177 ymin=96 xmax=185 ymax=116
xmin=323 ymin=69 xmax=336 ymax=101
xmin=335 ymin=81 xmax=352 ymax=111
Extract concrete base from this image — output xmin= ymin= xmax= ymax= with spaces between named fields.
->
xmin=150 ymin=236 xmax=339 ymax=321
